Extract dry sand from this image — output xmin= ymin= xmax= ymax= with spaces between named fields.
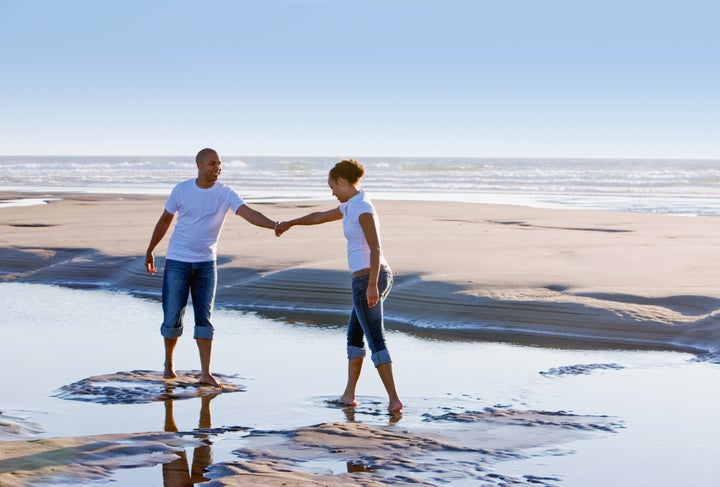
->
xmin=2 ymin=191 xmax=720 ymax=485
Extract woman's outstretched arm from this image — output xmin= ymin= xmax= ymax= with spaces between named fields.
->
xmin=275 ymin=207 xmax=343 ymax=236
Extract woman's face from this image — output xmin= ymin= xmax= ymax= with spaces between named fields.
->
xmin=328 ymin=176 xmax=350 ymax=202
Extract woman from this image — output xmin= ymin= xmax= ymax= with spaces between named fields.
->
xmin=275 ymin=159 xmax=403 ymax=414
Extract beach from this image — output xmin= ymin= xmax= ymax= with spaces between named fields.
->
xmin=3 ymin=191 xmax=720 ymax=352
xmin=2 ymin=191 xmax=720 ymax=485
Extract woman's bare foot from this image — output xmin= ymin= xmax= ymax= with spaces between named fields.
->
xmin=163 ymin=363 xmax=177 ymax=379
xmin=199 ymin=372 xmax=223 ymax=388
xmin=388 ymin=399 xmax=403 ymax=414
xmin=328 ymin=396 xmax=358 ymax=407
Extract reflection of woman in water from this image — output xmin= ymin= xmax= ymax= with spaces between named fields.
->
xmin=162 ymin=394 xmax=215 ymax=485
xmin=276 ymin=159 xmax=403 ymax=414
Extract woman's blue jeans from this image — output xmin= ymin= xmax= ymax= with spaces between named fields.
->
xmin=161 ymin=259 xmax=217 ymax=340
xmin=346 ymin=268 xmax=393 ymax=367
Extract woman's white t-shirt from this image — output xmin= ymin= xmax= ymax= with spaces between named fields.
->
xmin=339 ymin=191 xmax=388 ymax=272
xmin=164 ymin=179 xmax=245 ymax=262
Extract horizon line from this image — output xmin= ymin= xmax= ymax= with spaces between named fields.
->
xmin=1 ymin=154 xmax=719 ymax=161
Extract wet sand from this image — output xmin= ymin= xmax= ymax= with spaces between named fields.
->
xmin=2 ymin=191 xmax=720 ymax=485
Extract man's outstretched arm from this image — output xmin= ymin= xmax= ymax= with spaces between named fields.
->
xmin=236 ymin=204 xmax=277 ymax=231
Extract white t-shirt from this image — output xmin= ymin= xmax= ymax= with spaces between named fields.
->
xmin=339 ymin=191 xmax=388 ymax=272
xmin=164 ymin=179 xmax=245 ymax=262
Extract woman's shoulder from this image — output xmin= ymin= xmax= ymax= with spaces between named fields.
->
xmin=352 ymin=191 xmax=376 ymax=212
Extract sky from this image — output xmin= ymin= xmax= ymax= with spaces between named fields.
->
xmin=1 ymin=0 xmax=718 ymax=158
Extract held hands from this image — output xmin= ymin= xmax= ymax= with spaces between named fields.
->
xmin=274 ymin=221 xmax=291 ymax=237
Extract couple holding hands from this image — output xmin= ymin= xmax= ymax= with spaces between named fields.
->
xmin=145 ymin=148 xmax=402 ymax=414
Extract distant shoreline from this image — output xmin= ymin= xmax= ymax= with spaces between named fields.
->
xmin=4 ymin=155 xmax=720 ymax=216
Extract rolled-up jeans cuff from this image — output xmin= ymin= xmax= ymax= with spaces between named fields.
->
xmin=347 ymin=345 xmax=366 ymax=360
xmin=194 ymin=328 xmax=214 ymax=340
xmin=161 ymin=326 xmax=183 ymax=339
xmin=371 ymin=349 xmax=391 ymax=367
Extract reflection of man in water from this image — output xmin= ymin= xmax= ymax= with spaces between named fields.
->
xmin=162 ymin=394 xmax=216 ymax=485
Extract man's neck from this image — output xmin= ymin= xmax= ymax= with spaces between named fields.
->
xmin=195 ymin=178 xmax=216 ymax=189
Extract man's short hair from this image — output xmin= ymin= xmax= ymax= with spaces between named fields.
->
xmin=196 ymin=148 xmax=217 ymax=163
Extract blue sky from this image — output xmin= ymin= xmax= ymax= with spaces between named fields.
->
xmin=1 ymin=0 xmax=718 ymax=158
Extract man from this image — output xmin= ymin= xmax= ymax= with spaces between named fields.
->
xmin=145 ymin=148 xmax=276 ymax=387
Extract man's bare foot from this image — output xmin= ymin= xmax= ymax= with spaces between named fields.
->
xmin=388 ymin=399 xmax=403 ymax=414
xmin=198 ymin=373 xmax=223 ymax=388
xmin=163 ymin=364 xmax=177 ymax=379
xmin=328 ymin=396 xmax=358 ymax=407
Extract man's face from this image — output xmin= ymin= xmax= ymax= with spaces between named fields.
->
xmin=197 ymin=151 xmax=222 ymax=183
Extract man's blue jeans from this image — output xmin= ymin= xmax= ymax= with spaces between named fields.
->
xmin=346 ymin=268 xmax=393 ymax=367
xmin=161 ymin=259 xmax=217 ymax=340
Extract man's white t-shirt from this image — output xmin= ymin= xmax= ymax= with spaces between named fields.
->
xmin=164 ymin=179 xmax=245 ymax=262
xmin=339 ymin=191 xmax=388 ymax=273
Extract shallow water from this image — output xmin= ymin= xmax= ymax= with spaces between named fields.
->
xmin=2 ymin=282 xmax=720 ymax=485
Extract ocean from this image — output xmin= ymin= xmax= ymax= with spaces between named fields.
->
xmin=2 ymin=156 xmax=720 ymax=215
